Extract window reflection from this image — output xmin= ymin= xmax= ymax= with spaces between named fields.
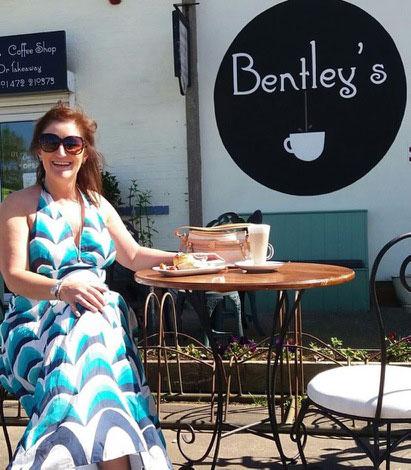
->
xmin=0 ymin=121 xmax=36 ymax=200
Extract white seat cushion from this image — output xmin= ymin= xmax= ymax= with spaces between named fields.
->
xmin=307 ymin=364 xmax=411 ymax=419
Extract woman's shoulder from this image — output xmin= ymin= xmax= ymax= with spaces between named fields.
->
xmin=91 ymin=193 xmax=116 ymax=222
xmin=86 ymin=192 xmax=120 ymax=227
xmin=0 ymin=185 xmax=41 ymax=215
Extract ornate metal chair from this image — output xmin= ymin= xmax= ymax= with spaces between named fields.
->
xmin=293 ymin=232 xmax=411 ymax=469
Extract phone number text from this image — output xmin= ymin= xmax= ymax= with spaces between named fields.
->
xmin=0 ymin=77 xmax=55 ymax=89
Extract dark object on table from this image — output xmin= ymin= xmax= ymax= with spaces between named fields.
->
xmin=175 ymin=210 xmax=264 ymax=343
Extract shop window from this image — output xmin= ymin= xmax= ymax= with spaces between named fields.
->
xmin=0 ymin=120 xmax=36 ymax=200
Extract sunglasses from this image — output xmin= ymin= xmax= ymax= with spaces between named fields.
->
xmin=39 ymin=133 xmax=86 ymax=155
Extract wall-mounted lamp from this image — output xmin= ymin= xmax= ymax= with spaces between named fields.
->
xmin=109 ymin=0 xmax=121 ymax=4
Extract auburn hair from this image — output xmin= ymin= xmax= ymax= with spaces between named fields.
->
xmin=30 ymin=102 xmax=103 ymax=205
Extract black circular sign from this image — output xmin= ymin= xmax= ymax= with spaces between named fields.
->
xmin=214 ymin=0 xmax=407 ymax=195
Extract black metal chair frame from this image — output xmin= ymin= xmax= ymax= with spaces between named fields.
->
xmin=0 ymin=387 xmax=13 ymax=461
xmin=0 ymin=300 xmax=14 ymax=462
xmin=292 ymin=232 xmax=411 ymax=469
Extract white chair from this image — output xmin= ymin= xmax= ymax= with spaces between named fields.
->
xmin=293 ymin=232 xmax=411 ymax=469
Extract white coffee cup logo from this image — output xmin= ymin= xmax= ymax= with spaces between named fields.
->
xmin=247 ymin=224 xmax=274 ymax=265
xmin=283 ymin=131 xmax=325 ymax=162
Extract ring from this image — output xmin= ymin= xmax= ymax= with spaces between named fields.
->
xmin=71 ymin=305 xmax=80 ymax=318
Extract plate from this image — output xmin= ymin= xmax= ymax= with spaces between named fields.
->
xmin=234 ymin=260 xmax=284 ymax=273
xmin=152 ymin=262 xmax=226 ymax=277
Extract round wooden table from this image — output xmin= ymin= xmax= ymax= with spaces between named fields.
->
xmin=135 ymin=262 xmax=355 ymax=469
xmin=135 ymin=262 xmax=354 ymax=292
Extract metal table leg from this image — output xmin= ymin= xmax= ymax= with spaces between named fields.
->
xmin=147 ymin=287 xmax=306 ymax=469
xmin=178 ymin=289 xmax=305 ymax=469
xmin=267 ymin=289 xmax=306 ymax=468
xmin=176 ymin=290 xmax=224 ymax=469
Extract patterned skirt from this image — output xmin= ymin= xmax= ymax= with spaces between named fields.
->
xmin=0 ymin=271 xmax=171 ymax=469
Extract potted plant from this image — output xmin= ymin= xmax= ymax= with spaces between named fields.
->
xmin=125 ymin=179 xmax=158 ymax=248
xmin=101 ymin=172 xmax=157 ymax=328
xmin=102 ymin=170 xmax=123 ymax=210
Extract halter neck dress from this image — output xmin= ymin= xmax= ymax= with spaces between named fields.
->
xmin=0 ymin=187 xmax=171 ymax=469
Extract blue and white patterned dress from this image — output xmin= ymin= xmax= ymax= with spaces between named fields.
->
xmin=0 ymin=187 xmax=172 ymax=469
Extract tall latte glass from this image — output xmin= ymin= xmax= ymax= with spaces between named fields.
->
xmin=247 ymin=224 xmax=274 ymax=264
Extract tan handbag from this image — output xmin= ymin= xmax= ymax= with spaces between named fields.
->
xmin=174 ymin=223 xmax=251 ymax=264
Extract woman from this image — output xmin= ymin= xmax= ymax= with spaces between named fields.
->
xmin=0 ymin=104 xmax=176 ymax=469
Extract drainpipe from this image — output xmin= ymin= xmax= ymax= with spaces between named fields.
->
xmin=183 ymin=0 xmax=203 ymax=226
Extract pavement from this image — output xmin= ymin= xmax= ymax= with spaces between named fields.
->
xmin=2 ymin=400 xmax=411 ymax=469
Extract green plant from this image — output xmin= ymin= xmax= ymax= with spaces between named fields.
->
xmin=386 ymin=333 xmax=411 ymax=362
xmin=177 ymin=343 xmax=207 ymax=360
xmin=248 ymin=393 xmax=268 ymax=407
xmin=342 ymin=347 xmax=368 ymax=362
xmin=102 ymin=170 xmax=123 ymax=210
xmin=329 ymin=337 xmax=367 ymax=362
xmin=283 ymin=394 xmax=306 ymax=412
xmin=330 ymin=337 xmax=343 ymax=349
xmin=127 ymin=179 xmax=158 ymax=247
xmin=223 ymin=336 xmax=257 ymax=360
xmin=308 ymin=337 xmax=367 ymax=362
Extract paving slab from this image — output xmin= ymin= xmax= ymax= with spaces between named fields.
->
xmin=2 ymin=401 xmax=411 ymax=469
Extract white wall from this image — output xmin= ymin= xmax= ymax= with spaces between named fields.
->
xmin=197 ymin=0 xmax=411 ymax=278
xmin=0 ymin=0 xmax=187 ymax=250
xmin=1 ymin=0 xmax=409 ymax=272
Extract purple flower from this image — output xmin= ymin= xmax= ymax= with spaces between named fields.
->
xmin=248 ymin=340 xmax=257 ymax=352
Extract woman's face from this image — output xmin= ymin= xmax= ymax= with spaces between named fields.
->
xmin=38 ymin=120 xmax=87 ymax=184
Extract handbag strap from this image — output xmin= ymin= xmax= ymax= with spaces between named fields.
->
xmin=176 ymin=223 xmax=252 ymax=232
xmin=175 ymin=223 xmax=252 ymax=238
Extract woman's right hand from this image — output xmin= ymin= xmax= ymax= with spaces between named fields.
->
xmin=58 ymin=279 xmax=108 ymax=317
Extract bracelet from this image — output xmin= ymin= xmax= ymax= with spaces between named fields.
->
xmin=56 ymin=281 xmax=63 ymax=301
xmin=50 ymin=280 xmax=63 ymax=300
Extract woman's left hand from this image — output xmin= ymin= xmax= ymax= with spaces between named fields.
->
xmin=58 ymin=279 xmax=108 ymax=317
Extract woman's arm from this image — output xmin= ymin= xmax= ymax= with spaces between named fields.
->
xmin=0 ymin=189 xmax=54 ymax=299
xmin=0 ymin=189 xmax=107 ymax=314
xmin=102 ymin=197 xmax=175 ymax=271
